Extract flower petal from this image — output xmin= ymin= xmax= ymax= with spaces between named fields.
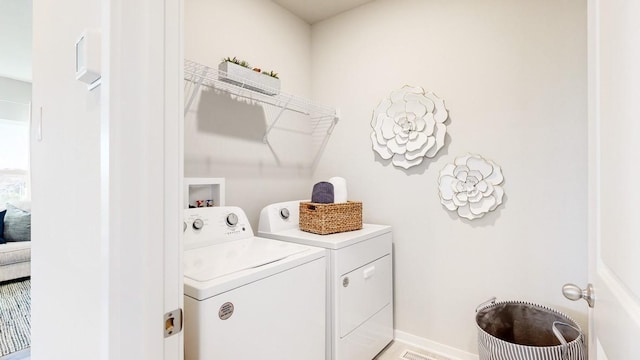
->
xmin=454 ymin=166 xmax=469 ymax=181
xmin=481 ymin=181 xmax=494 ymax=196
xmin=370 ymin=132 xmax=394 ymax=159
xmin=418 ymin=97 xmax=435 ymax=113
xmin=485 ymin=160 xmax=504 ymax=185
xmin=406 ymin=137 xmax=435 ymax=161
xmin=395 ymin=135 xmax=409 ymax=145
xmin=439 ymin=163 xmax=456 ymax=177
xmin=414 ymin=117 xmax=426 ymax=132
xmin=371 ymin=99 xmax=392 ymax=126
xmin=387 ymin=101 xmax=405 ymax=117
xmin=392 ymin=153 xmax=422 ymax=169
xmin=476 ymin=180 xmax=488 ymax=193
xmin=455 ymin=154 xmax=472 ymax=166
xmin=381 ymin=116 xmax=398 ymax=140
xmin=467 ymin=156 xmax=493 ymax=178
xmin=389 ymin=88 xmax=407 ymax=102
xmin=405 ymin=100 xmax=427 ymax=119
xmin=386 ymin=138 xmax=406 ymax=154
xmin=441 ymin=199 xmax=457 ymax=211
xmin=425 ymin=123 xmax=446 ymax=158
xmin=423 ymin=113 xmax=435 ymax=136
xmin=458 ymin=204 xmax=481 ymax=220
xmin=427 ymin=92 xmax=448 ymax=123
xmin=371 ymin=113 xmax=390 ymax=144
xmin=438 ymin=175 xmax=457 ymax=200
xmin=406 ymin=132 xmax=427 ymax=152
xmin=467 ymin=170 xmax=484 ymax=182
xmin=470 ymin=196 xmax=496 ymax=215
xmin=468 ymin=189 xmax=483 ymax=203
xmin=490 ymin=186 xmax=505 ymax=211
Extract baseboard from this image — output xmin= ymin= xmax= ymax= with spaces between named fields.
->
xmin=394 ymin=330 xmax=479 ymax=360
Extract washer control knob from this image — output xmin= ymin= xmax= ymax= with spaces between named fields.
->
xmin=226 ymin=213 xmax=239 ymax=227
xmin=192 ymin=218 xmax=204 ymax=230
xmin=280 ymin=208 xmax=290 ymax=220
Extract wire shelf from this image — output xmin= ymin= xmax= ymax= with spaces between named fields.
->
xmin=183 ymin=59 xmax=340 ymax=169
xmin=184 ymin=59 xmax=337 ymax=119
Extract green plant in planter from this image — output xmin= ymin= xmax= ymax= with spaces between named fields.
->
xmin=222 ymin=57 xmax=279 ymax=79
xmin=262 ymin=70 xmax=279 ymax=79
xmin=222 ymin=56 xmax=251 ymax=69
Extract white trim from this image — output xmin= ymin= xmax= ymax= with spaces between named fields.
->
xmin=104 ymin=0 xmax=182 ymax=357
xmin=586 ymin=0 xmax=599 ymax=358
xmin=394 ymin=330 xmax=479 ymax=360
xmin=163 ymin=0 xmax=184 ymax=358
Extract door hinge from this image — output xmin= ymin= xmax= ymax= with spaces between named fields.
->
xmin=164 ymin=308 xmax=183 ymax=338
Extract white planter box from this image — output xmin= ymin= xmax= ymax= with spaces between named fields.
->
xmin=218 ymin=61 xmax=280 ymax=96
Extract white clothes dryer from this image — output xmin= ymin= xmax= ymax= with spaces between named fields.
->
xmin=258 ymin=201 xmax=393 ymax=360
xmin=183 ymin=206 xmax=327 ymax=360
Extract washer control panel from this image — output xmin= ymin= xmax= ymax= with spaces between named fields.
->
xmin=184 ymin=206 xmax=253 ymax=248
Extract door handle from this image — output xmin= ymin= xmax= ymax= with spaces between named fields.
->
xmin=562 ymin=283 xmax=595 ymax=308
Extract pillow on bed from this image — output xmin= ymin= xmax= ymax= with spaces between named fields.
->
xmin=4 ymin=203 xmax=31 ymax=242
xmin=0 ymin=210 xmax=6 ymax=244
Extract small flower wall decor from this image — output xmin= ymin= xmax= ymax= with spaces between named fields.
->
xmin=438 ymin=154 xmax=505 ymax=220
xmin=370 ymin=85 xmax=449 ymax=169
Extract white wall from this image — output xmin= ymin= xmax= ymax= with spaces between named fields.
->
xmin=311 ymin=0 xmax=588 ymax=355
xmin=31 ymin=0 xmax=103 ymax=357
xmin=0 ymin=77 xmax=31 ymax=103
xmin=0 ymin=0 xmax=32 ymax=81
xmin=184 ymin=0 xmax=316 ymax=226
xmin=0 ymin=77 xmax=31 ymax=121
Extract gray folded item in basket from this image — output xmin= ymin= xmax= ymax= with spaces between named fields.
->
xmin=311 ymin=181 xmax=334 ymax=203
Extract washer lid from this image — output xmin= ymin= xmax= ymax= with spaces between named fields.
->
xmin=184 ymin=236 xmax=310 ymax=282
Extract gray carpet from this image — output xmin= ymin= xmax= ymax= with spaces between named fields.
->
xmin=0 ymin=278 xmax=30 ymax=357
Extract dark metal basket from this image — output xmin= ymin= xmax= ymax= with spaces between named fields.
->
xmin=476 ymin=298 xmax=586 ymax=360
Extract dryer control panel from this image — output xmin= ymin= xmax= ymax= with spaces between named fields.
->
xmin=184 ymin=206 xmax=253 ymax=250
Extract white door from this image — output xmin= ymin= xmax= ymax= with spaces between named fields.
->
xmin=585 ymin=0 xmax=640 ymax=358
xmin=31 ymin=0 xmax=184 ymax=358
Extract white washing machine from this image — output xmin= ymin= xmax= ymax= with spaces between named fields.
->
xmin=258 ymin=200 xmax=393 ymax=360
xmin=183 ymin=206 xmax=327 ymax=360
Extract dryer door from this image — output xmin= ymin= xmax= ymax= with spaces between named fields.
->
xmin=339 ymin=255 xmax=392 ymax=337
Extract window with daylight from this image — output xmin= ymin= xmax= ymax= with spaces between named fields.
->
xmin=0 ymin=100 xmax=30 ymax=204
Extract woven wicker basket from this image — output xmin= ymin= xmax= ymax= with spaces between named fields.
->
xmin=299 ymin=201 xmax=363 ymax=235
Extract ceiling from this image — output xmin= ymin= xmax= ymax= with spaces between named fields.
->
xmin=0 ymin=0 xmax=372 ymax=82
xmin=272 ymin=0 xmax=375 ymax=24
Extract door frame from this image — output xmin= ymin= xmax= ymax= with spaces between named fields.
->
xmin=103 ymin=0 xmax=183 ymax=357
xmin=587 ymin=0 xmax=640 ymax=358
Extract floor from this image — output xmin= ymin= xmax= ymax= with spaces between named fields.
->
xmin=375 ymin=341 xmax=453 ymax=360
xmin=0 ymin=341 xmax=443 ymax=360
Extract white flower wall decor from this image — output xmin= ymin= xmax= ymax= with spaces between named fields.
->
xmin=438 ymin=154 xmax=505 ymax=220
xmin=370 ymin=85 xmax=449 ymax=169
